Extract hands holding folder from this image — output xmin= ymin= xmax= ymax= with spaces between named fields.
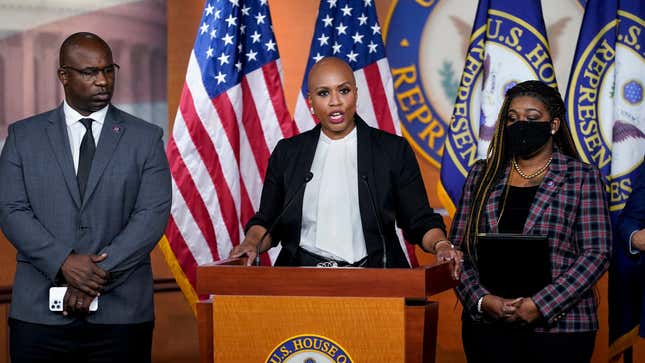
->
xmin=475 ymin=233 xmax=549 ymax=325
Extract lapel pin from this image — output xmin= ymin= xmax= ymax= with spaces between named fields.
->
xmin=112 ymin=126 xmax=121 ymax=133
xmin=547 ymin=180 xmax=554 ymax=187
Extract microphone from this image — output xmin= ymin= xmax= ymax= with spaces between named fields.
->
xmin=254 ymin=171 xmax=314 ymax=266
xmin=360 ymin=175 xmax=388 ymax=268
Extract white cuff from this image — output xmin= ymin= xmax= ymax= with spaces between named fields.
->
xmin=477 ymin=296 xmax=484 ymax=314
xmin=628 ymin=230 xmax=640 ymax=255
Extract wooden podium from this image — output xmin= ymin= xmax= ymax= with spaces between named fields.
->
xmin=196 ymin=258 xmax=457 ymax=363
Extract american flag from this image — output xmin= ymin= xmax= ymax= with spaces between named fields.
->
xmin=160 ymin=0 xmax=296 ymax=307
xmin=294 ymin=0 xmax=417 ymax=266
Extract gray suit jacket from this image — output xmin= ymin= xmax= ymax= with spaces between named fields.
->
xmin=0 ymin=104 xmax=171 ymax=325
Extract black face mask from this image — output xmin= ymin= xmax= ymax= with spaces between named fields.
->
xmin=506 ymin=121 xmax=552 ymax=157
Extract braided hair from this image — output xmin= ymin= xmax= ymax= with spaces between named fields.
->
xmin=461 ymin=80 xmax=580 ymax=259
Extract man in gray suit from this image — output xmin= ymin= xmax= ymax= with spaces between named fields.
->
xmin=0 ymin=32 xmax=171 ymax=362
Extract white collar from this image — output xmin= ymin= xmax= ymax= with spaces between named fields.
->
xmin=319 ymin=125 xmax=357 ymax=144
xmin=63 ymin=100 xmax=108 ymax=127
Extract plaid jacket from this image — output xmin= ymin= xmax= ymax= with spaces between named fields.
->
xmin=452 ymin=149 xmax=611 ymax=332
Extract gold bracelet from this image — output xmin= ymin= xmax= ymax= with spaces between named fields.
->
xmin=431 ymin=239 xmax=453 ymax=254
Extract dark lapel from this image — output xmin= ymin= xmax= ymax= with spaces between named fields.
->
xmin=289 ymin=124 xmax=320 ymax=196
xmin=282 ymin=124 xmax=320 ymax=255
xmin=82 ymin=106 xmax=125 ymax=206
xmin=45 ymin=105 xmax=81 ymax=208
xmin=484 ymin=164 xmax=510 ymax=234
xmin=523 ymin=149 xmax=566 ymax=233
xmin=355 ymin=116 xmax=373 ymax=189
xmin=354 ymin=116 xmax=381 ymax=259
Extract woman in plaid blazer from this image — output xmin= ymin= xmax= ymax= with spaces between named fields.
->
xmin=452 ymin=81 xmax=611 ymax=363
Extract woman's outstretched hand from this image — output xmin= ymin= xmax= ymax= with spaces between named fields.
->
xmin=436 ymin=243 xmax=463 ymax=280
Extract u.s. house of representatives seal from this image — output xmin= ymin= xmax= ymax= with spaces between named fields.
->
xmin=265 ymin=334 xmax=354 ymax=363
xmin=385 ymin=0 xmax=472 ymax=167
xmin=567 ymin=8 xmax=644 ymax=212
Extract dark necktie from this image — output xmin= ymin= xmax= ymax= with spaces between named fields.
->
xmin=77 ymin=118 xmax=96 ymax=199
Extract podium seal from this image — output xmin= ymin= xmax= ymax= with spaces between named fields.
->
xmin=265 ymin=334 xmax=354 ymax=363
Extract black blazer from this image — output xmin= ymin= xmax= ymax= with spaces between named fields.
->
xmin=246 ymin=116 xmax=445 ymax=267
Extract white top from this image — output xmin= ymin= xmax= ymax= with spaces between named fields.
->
xmin=300 ymin=127 xmax=367 ymax=263
xmin=63 ymin=100 xmax=106 ymax=174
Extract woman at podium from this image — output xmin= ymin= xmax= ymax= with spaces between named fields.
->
xmin=451 ymin=80 xmax=611 ymax=362
xmin=230 ymin=57 xmax=461 ymax=275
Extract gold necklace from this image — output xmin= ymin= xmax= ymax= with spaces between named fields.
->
xmin=512 ymin=156 xmax=552 ymax=179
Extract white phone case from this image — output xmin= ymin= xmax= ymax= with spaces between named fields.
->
xmin=49 ymin=287 xmax=98 ymax=312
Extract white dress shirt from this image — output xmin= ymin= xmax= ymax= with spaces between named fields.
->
xmin=300 ymin=127 xmax=367 ymax=263
xmin=63 ymin=100 xmax=107 ymax=174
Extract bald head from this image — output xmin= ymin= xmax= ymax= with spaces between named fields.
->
xmin=307 ymin=57 xmax=355 ymax=92
xmin=59 ymin=32 xmax=112 ymax=67
xmin=307 ymin=57 xmax=358 ymax=140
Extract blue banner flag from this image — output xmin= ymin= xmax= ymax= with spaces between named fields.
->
xmin=564 ymin=0 xmax=645 ymax=359
xmin=439 ymin=0 xmax=558 ymax=212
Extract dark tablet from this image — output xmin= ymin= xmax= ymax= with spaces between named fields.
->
xmin=476 ymin=233 xmax=551 ymax=298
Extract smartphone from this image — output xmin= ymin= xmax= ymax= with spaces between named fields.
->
xmin=49 ymin=287 xmax=98 ymax=312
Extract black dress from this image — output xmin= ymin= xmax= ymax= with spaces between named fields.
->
xmin=498 ymin=185 xmax=539 ymax=233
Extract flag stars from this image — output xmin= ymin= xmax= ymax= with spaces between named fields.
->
xmin=235 ymin=61 xmax=242 ymax=72
xmin=367 ymin=41 xmax=378 ymax=53
xmin=332 ymin=41 xmax=342 ymax=54
xmin=255 ymin=12 xmax=266 ymax=24
xmin=215 ymin=71 xmax=226 ymax=84
xmin=318 ymin=33 xmax=330 ymax=46
xmin=327 ymin=0 xmax=337 ymax=8
xmin=251 ymin=30 xmax=262 ymax=43
xmin=340 ymin=4 xmax=352 ymax=16
xmin=265 ymin=39 xmax=276 ymax=52
xmin=218 ymin=52 xmax=230 ymax=65
xmin=322 ymin=14 xmax=333 ymax=27
xmin=238 ymin=43 xmax=244 ymax=53
xmin=204 ymin=3 xmax=214 ymax=16
xmin=205 ymin=47 xmax=214 ymax=58
xmin=313 ymin=52 xmax=324 ymax=62
xmin=364 ymin=0 xmax=372 ymax=6
xmin=229 ymin=0 xmax=239 ymax=6
xmin=222 ymin=33 xmax=234 ymax=45
xmin=200 ymin=22 xmax=209 ymax=34
xmin=358 ymin=13 xmax=368 ymax=25
xmin=346 ymin=50 xmax=358 ymax=63
xmin=240 ymin=24 xmax=246 ymax=34
xmin=260 ymin=0 xmax=267 ymax=5
xmin=246 ymin=49 xmax=258 ymax=61
xmin=214 ymin=9 xmax=221 ymax=19
xmin=225 ymin=14 xmax=237 ymax=27
xmin=352 ymin=31 xmax=364 ymax=44
xmin=336 ymin=22 xmax=347 ymax=35
xmin=241 ymin=5 xmax=251 ymax=16
xmin=209 ymin=29 xmax=217 ymax=39
xmin=371 ymin=23 xmax=381 ymax=34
